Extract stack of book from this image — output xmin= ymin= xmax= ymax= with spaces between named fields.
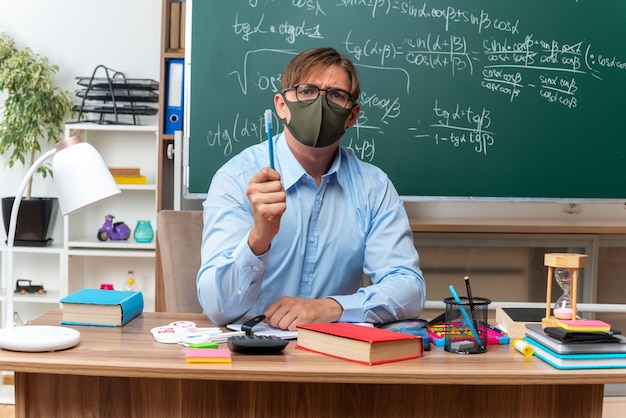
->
xmin=109 ymin=167 xmax=147 ymax=185
xmin=60 ymin=288 xmax=143 ymax=327
xmin=524 ymin=320 xmax=626 ymax=370
xmin=169 ymin=0 xmax=186 ymax=50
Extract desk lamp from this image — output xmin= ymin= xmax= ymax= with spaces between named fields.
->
xmin=0 ymin=136 xmax=120 ymax=351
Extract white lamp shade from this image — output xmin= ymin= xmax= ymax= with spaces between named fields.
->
xmin=52 ymin=137 xmax=121 ymax=215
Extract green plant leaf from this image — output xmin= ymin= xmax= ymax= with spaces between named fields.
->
xmin=0 ymin=33 xmax=72 ymax=198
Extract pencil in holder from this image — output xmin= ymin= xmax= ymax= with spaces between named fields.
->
xmin=443 ymin=296 xmax=491 ymax=354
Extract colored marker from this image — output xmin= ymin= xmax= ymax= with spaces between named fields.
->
xmin=449 ymin=284 xmax=484 ymax=350
xmin=479 ymin=321 xmax=506 ymax=335
xmin=264 ymin=109 xmax=274 ymax=169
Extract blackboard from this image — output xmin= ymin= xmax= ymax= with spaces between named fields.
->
xmin=186 ymin=0 xmax=626 ymax=201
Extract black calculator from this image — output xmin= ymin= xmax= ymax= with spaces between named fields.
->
xmin=227 ymin=315 xmax=289 ymax=354
xmin=228 ymin=334 xmax=288 ymax=354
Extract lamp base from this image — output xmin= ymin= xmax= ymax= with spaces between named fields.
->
xmin=0 ymin=325 xmax=80 ymax=352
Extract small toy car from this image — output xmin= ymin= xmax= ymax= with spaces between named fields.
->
xmin=15 ymin=279 xmax=46 ymax=295
xmin=97 ymin=214 xmax=131 ymax=241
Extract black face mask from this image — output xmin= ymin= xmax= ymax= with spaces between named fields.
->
xmin=283 ymin=95 xmax=352 ymax=148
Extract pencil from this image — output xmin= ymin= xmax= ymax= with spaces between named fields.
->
xmin=464 ymin=275 xmax=485 ymax=351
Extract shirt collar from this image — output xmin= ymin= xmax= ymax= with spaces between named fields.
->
xmin=275 ymin=132 xmax=343 ymax=190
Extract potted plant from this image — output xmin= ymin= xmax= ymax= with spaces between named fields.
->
xmin=0 ymin=33 xmax=73 ymax=246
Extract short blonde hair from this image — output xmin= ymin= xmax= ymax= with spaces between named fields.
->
xmin=280 ymin=48 xmax=360 ymax=101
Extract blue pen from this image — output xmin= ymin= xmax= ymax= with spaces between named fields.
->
xmin=264 ymin=109 xmax=274 ymax=169
xmin=449 ymin=284 xmax=484 ymax=349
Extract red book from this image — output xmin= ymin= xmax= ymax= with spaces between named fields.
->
xmin=296 ymin=322 xmax=423 ymax=365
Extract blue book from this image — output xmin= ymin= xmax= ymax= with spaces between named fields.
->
xmin=525 ymin=324 xmax=626 ymax=354
xmin=60 ymin=288 xmax=143 ymax=327
xmin=524 ymin=336 xmax=626 ymax=370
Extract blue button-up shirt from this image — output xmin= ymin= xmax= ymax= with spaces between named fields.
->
xmin=197 ymin=132 xmax=425 ymax=325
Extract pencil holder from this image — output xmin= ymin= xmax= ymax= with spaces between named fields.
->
xmin=443 ymin=296 xmax=491 ymax=354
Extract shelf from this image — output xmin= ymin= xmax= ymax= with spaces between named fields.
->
xmin=0 ymin=243 xmax=64 ymax=253
xmin=67 ymin=248 xmax=155 ymax=258
xmin=164 ymin=50 xmax=184 ymax=59
xmin=67 ymin=236 xmax=155 ymax=251
xmin=67 ymin=122 xmax=158 ymax=133
xmin=117 ymin=184 xmax=158 ymax=191
xmin=1 ymin=289 xmax=62 ymax=304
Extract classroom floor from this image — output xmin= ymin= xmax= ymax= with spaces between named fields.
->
xmin=0 ymin=405 xmax=13 ymax=418
xmin=603 ymin=398 xmax=626 ymax=418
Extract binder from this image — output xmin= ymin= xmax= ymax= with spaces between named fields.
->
xmin=165 ymin=59 xmax=184 ymax=134
xmin=169 ymin=1 xmax=181 ymax=49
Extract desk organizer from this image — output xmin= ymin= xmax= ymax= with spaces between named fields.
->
xmin=73 ymin=65 xmax=158 ymax=125
xmin=443 ymin=296 xmax=491 ymax=354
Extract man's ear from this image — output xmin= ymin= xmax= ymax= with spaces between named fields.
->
xmin=274 ymin=93 xmax=289 ymax=123
xmin=346 ymin=104 xmax=360 ymax=128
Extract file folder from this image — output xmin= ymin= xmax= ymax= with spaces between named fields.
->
xmin=165 ymin=59 xmax=184 ymax=134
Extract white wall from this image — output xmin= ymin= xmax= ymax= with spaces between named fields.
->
xmin=0 ymin=0 xmax=161 ymax=242
xmin=2 ymin=0 xmax=626 ymax=228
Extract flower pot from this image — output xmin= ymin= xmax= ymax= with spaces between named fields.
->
xmin=1 ymin=197 xmax=59 ymax=246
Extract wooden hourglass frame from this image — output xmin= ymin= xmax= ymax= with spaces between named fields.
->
xmin=542 ymin=253 xmax=588 ymax=328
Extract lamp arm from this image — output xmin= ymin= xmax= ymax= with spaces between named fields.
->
xmin=5 ymin=148 xmax=57 ymax=329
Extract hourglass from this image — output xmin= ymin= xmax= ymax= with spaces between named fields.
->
xmin=543 ymin=253 xmax=588 ymax=328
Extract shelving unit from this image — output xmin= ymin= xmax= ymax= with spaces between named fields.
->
xmin=64 ymin=123 xmax=158 ymax=310
xmin=0 ymin=245 xmax=64 ymax=326
xmin=0 ymin=123 xmax=159 ymax=325
xmin=154 ymin=0 xmax=188 ymax=310
xmin=158 ymin=0 xmax=186 ymax=211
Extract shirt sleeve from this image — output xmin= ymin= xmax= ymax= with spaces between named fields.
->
xmin=196 ymin=172 xmax=268 ymax=325
xmin=330 ymin=179 xmax=426 ymax=323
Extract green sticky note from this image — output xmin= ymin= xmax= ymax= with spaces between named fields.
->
xmin=188 ymin=342 xmax=219 ymax=349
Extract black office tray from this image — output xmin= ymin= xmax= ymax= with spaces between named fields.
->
xmin=75 ymin=89 xmax=159 ymax=103
xmin=75 ymin=76 xmax=159 ymax=91
xmin=72 ymin=104 xmax=158 ymax=116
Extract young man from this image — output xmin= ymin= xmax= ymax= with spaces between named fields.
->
xmin=197 ymin=47 xmax=425 ymax=330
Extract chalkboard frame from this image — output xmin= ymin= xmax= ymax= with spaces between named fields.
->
xmin=183 ymin=0 xmax=626 ymax=203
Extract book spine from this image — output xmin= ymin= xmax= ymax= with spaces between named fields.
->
xmin=295 ymin=344 xmax=422 ymax=365
xmin=60 ymin=320 xmax=120 ymax=327
xmin=120 ymin=292 xmax=144 ymax=325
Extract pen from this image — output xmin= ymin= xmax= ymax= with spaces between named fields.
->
xmin=264 ymin=109 xmax=274 ymax=169
xmin=464 ymin=275 xmax=484 ymax=350
xmin=479 ymin=321 xmax=506 ymax=335
xmin=449 ymin=284 xmax=484 ymax=350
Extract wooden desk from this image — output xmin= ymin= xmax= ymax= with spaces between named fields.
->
xmin=2 ymin=311 xmax=625 ymax=417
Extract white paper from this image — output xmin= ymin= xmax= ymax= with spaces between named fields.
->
xmin=226 ymin=322 xmax=298 ymax=340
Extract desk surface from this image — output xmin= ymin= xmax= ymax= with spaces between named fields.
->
xmin=2 ymin=310 xmax=626 ymax=386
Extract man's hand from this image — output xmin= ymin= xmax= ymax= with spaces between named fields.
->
xmin=247 ymin=167 xmax=286 ymax=255
xmin=264 ymin=296 xmax=343 ymax=331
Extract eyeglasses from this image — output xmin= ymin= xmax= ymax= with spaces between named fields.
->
xmin=282 ymin=84 xmax=356 ymax=109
